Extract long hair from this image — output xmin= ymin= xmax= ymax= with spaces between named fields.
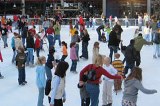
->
xmin=125 ymin=67 xmax=142 ymax=82
xmin=36 ymin=56 xmax=46 ymax=65
xmin=62 ymin=41 xmax=67 ymax=49
xmin=93 ymin=41 xmax=99 ymax=49
xmin=55 ymin=61 xmax=69 ymax=78
xmin=94 ymin=54 xmax=103 ymax=67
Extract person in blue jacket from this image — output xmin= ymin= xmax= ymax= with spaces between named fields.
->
xmin=36 ymin=56 xmax=46 ymax=106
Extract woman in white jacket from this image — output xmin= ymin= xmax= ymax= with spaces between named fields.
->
xmin=50 ymin=61 xmax=69 ymax=106
xmin=92 ymin=42 xmax=99 ymax=64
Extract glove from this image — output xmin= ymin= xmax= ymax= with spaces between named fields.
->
xmin=152 ymin=89 xmax=157 ymax=93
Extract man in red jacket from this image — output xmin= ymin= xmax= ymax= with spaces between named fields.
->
xmin=0 ymin=50 xmax=4 ymax=79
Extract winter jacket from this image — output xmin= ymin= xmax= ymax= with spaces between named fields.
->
xmin=26 ymin=36 xmax=34 ymax=48
xmin=36 ymin=65 xmax=46 ymax=88
xmin=108 ymin=30 xmax=120 ymax=47
xmin=42 ymin=20 xmax=50 ymax=28
xmin=134 ymin=36 xmax=152 ymax=51
xmin=70 ymin=47 xmax=77 ymax=60
xmin=22 ymin=26 xmax=28 ymax=38
xmin=71 ymin=34 xmax=80 ymax=43
xmin=50 ymin=76 xmax=66 ymax=105
xmin=16 ymin=52 xmax=26 ymax=69
xmin=80 ymin=64 xmax=121 ymax=85
xmin=45 ymin=54 xmax=55 ymax=69
xmin=103 ymin=64 xmax=117 ymax=82
xmin=123 ymin=79 xmax=156 ymax=103
xmin=35 ymin=38 xmax=41 ymax=49
xmin=81 ymin=34 xmax=90 ymax=43
xmin=151 ymin=21 xmax=158 ymax=31
xmin=62 ymin=45 xmax=68 ymax=56
xmin=125 ymin=44 xmax=137 ymax=65
xmin=112 ymin=59 xmax=124 ymax=75
xmin=53 ymin=24 xmax=61 ymax=35
xmin=15 ymin=38 xmax=23 ymax=50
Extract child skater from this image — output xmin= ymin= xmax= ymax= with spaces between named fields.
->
xmin=92 ymin=42 xmax=99 ymax=64
xmin=16 ymin=46 xmax=27 ymax=85
xmin=36 ymin=56 xmax=46 ymax=106
xmin=112 ymin=53 xmax=124 ymax=93
xmin=122 ymin=67 xmax=157 ymax=106
xmin=0 ymin=48 xmax=4 ymax=79
xmin=50 ymin=61 xmax=69 ymax=106
xmin=61 ymin=41 xmax=68 ymax=61
xmin=35 ymin=34 xmax=41 ymax=57
xmin=78 ymin=75 xmax=90 ymax=106
xmin=102 ymin=57 xmax=118 ymax=106
xmin=70 ymin=42 xmax=78 ymax=73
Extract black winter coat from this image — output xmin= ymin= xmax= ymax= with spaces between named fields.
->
xmin=125 ymin=44 xmax=137 ymax=64
xmin=26 ymin=36 xmax=34 ymax=48
xmin=108 ymin=30 xmax=120 ymax=47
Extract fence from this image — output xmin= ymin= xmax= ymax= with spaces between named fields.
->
xmin=27 ymin=18 xmax=139 ymax=26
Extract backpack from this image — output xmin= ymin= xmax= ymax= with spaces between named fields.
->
xmin=86 ymin=65 xmax=99 ymax=81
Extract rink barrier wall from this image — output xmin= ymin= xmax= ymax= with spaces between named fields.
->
xmin=16 ymin=18 xmax=139 ymax=26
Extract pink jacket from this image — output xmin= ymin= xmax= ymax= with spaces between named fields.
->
xmin=70 ymin=47 xmax=77 ymax=60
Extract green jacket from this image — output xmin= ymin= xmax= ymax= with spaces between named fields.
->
xmin=134 ymin=36 xmax=152 ymax=51
xmin=53 ymin=24 xmax=61 ymax=35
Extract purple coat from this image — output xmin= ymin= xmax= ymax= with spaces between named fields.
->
xmin=70 ymin=47 xmax=77 ymax=60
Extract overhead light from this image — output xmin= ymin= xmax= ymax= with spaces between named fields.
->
xmin=13 ymin=3 xmax=16 ymax=8
xmin=50 ymin=4 xmax=53 ymax=8
xmin=89 ymin=4 xmax=92 ymax=8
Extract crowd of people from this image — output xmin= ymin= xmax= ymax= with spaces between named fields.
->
xmin=0 ymin=13 xmax=159 ymax=106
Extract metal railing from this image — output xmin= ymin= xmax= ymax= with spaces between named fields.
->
xmin=26 ymin=18 xmax=139 ymax=26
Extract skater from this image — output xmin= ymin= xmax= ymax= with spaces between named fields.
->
xmin=79 ymin=54 xmax=122 ymax=106
xmin=122 ymin=67 xmax=157 ymax=106
xmin=78 ymin=76 xmax=90 ymax=106
xmin=36 ymin=56 xmax=46 ymax=106
xmin=35 ymin=34 xmax=41 ymax=57
xmin=96 ymin=24 xmax=105 ymax=41
xmin=53 ymin=20 xmax=61 ymax=46
xmin=124 ymin=39 xmax=137 ymax=75
xmin=50 ymin=61 xmax=69 ymax=106
xmin=102 ymin=57 xmax=117 ymax=106
xmin=61 ymin=41 xmax=68 ymax=61
xmin=92 ymin=42 xmax=99 ymax=64
xmin=134 ymin=33 xmax=152 ymax=66
xmin=143 ymin=23 xmax=151 ymax=42
xmin=112 ymin=53 xmax=124 ymax=92
xmin=70 ymin=42 xmax=78 ymax=73
xmin=0 ymin=24 xmax=8 ymax=48
xmin=16 ymin=47 xmax=27 ymax=86
xmin=152 ymin=29 xmax=160 ymax=58
xmin=80 ymin=29 xmax=90 ymax=59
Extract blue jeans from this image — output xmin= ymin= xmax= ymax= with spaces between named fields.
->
xmin=53 ymin=35 xmax=61 ymax=46
xmin=75 ymin=44 xmax=79 ymax=60
xmin=2 ymin=35 xmax=7 ymax=47
xmin=22 ymin=38 xmax=26 ymax=46
xmin=36 ymin=48 xmax=40 ymax=57
xmin=70 ymin=60 xmax=77 ymax=72
xmin=12 ymin=48 xmax=17 ymax=63
xmin=45 ymin=65 xmax=52 ymax=80
xmin=154 ymin=43 xmax=160 ymax=57
xmin=26 ymin=48 xmax=34 ymax=65
xmin=124 ymin=63 xmax=135 ymax=75
xmin=109 ymin=46 xmax=118 ymax=63
xmin=82 ymin=42 xmax=88 ymax=59
xmin=125 ymin=22 xmax=129 ymax=27
xmin=138 ymin=23 xmax=142 ymax=31
xmin=47 ymin=35 xmax=54 ymax=49
xmin=86 ymin=83 xmax=99 ymax=106
xmin=18 ymin=68 xmax=26 ymax=84
xmin=144 ymin=34 xmax=150 ymax=42
xmin=86 ymin=21 xmax=89 ymax=28
xmin=37 ymin=87 xmax=44 ymax=106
